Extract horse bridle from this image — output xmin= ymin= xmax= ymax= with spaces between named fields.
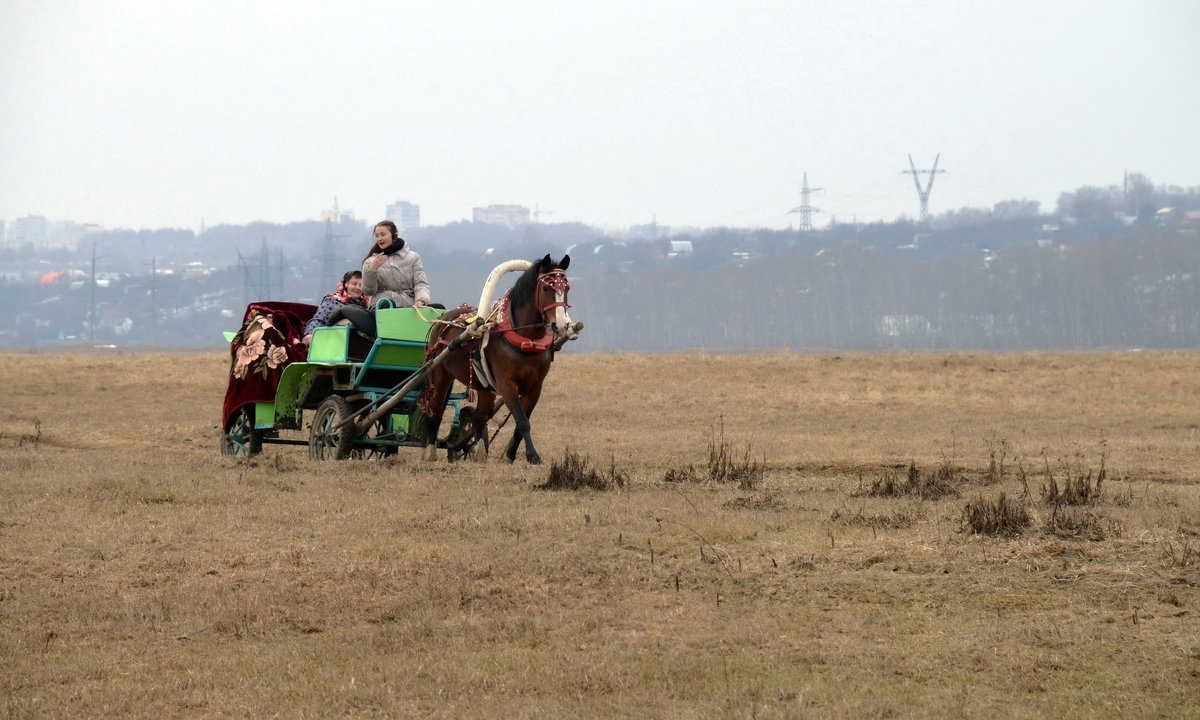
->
xmin=537 ymin=270 xmax=570 ymax=317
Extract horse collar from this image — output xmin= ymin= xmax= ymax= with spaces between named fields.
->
xmin=496 ymin=292 xmax=555 ymax=354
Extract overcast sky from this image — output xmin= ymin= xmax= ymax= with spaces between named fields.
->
xmin=2 ymin=0 xmax=1197 ymax=232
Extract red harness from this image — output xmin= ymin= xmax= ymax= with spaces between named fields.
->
xmin=496 ymin=292 xmax=556 ymax=353
xmin=497 ymin=271 xmax=570 ymax=354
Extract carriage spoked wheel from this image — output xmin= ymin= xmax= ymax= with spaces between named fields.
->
xmin=308 ymin=395 xmax=356 ymax=460
xmin=221 ymin=406 xmax=262 ymax=457
xmin=350 ymin=417 xmax=399 ymax=460
xmin=446 ymin=406 xmax=481 ymax=462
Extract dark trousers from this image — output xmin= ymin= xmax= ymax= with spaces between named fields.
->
xmin=328 ymin=304 xmax=376 ymax=336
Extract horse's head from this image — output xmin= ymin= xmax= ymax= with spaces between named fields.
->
xmin=533 ymin=254 xmax=580 ymax=343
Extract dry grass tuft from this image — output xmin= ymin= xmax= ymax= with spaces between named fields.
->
xmin=1161 ymin=536 xmax=1198 ymax=568
xmin=960 ymin=492 xmax=1031 ymax=536
xmin=854 ymin=461 xmax=960 ymax=500
xmin=723 ymin=489 xmax=788 ymax=511
xmin=707 ymin=425 xmax=764 ymax=489
xmin=663 ymin=421 xmax=764 ymax=489
xmin=983 ymin=433 xmax=1011 ymax=484
xmin=537 ymin=449 xmax=628 ymax=491
xmin=16 ymin=417 xmax=43 ymax=449
xmin=1038 ymin=445 xmax=1118 ymax=507
xmin=1041 ymin=469 xmax=1104 ymax=506
xmin=830 ymin=504 xmax=919 ymax=530
xmin=1043 ymin=504 xmax=1122 ymax=540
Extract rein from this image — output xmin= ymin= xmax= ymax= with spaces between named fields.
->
xmin=411 ymin=305 xmax=439 ymax=323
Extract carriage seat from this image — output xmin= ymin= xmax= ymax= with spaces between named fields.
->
xmin=307 ymin=308 xmax=444 ymax=365
xmin=306 ymin=324 xmax=373 ymax=363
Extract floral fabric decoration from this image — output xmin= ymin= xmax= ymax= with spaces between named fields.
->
xmin=230 ymin=310 xmax=302 ymax=380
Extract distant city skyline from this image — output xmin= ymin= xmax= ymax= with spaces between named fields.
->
xmin=2 ymin=1 xmax=1197 ymax=232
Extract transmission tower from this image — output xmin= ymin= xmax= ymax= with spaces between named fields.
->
xmin=237 ymin=239 xmax=286 ymax=305
xmin=789 ymin=173 xmax=823 ymax=231
xmin=903 ymin=154 xmax=946 ymax=222
xmin=147 ymin=256 xmax=158 ymax=344
xmin=319 ymin=218 xmax=349 ymax=289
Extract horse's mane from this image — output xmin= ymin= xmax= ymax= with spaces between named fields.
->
xmin=506 ymin=259 xmax=544 ymax=310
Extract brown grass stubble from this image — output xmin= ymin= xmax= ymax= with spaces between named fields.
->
xmin=0 ymin=350 xmax=1197 ymax=718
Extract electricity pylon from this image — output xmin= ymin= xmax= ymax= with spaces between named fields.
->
xmin=903 ymin=154 xmax=945 ymax=222
xmin=789 ymin=173 xmax=823 ymax=231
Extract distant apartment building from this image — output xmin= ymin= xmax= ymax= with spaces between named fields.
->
xmin=57 ymin=222 xmax=104 ymax=252
xmin=386 ymin=200 xmax=421 ymax=233
xmin=8 ymin=215 xmax=51 ymax=248
xmin=319 ymin=198 xmax=358 ymax=225
xmin=473 ymin=204 xmax=530 ymax=229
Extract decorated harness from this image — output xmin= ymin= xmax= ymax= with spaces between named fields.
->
xmin=420 ymin=269 xmax=570 ymax=402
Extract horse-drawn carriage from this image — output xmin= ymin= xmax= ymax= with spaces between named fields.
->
xmin=219 ymin=255 xmax=580 ymax=464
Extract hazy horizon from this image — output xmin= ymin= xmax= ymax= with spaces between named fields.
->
xmin=2 ymin=0 xmax=1197 ymax=233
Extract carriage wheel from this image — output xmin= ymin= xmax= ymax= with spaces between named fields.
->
xmin=309 ymin=395 xmax=356 ymax=460
xmin=446 ymin=406 xmax=479 ymax=462
xmin=352 ymin=417 xmax=399 ymax=460
xmin=221 ymin=406 xmax=262 ymax=457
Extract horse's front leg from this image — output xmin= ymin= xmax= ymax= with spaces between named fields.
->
xmin=503 ymin=384 xmax=544 ymax=465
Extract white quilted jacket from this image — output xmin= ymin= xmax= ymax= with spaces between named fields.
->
xmin=361 ymin=247 xmax=431 ymax=307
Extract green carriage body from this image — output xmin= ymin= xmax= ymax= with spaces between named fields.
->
xmin=222 ymin=307 xmax=471 ymax=459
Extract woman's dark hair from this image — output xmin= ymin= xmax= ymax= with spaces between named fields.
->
xmin=364 ymin=220 xmax=404 ymax=261
xmin=341 ymin=270 xmax=363 ymax=285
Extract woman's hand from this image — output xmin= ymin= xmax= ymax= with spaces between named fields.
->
xmin=412 ymin=300 xmax=425 ymax=308
xmin=369 ymin=254 xmax=387 ymax=270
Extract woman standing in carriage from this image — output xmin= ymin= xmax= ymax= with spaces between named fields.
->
xmin=363 ymin=220 xmax=430 ymax=310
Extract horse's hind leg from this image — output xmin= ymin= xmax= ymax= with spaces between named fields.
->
xmin=467 ymin=392 xmax=496 ymax=463
xmin=421 ymin=370 xmax=453 ymax=462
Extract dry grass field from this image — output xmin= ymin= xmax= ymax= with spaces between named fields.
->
xmin=1 ymin=350 xmax=1198 ymax=718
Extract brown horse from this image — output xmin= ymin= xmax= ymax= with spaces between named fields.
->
xmin=421 ymin=254 xmax=575 ymax=464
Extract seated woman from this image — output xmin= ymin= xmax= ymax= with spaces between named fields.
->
xmin=302 ymin=270 xmax=368 ymax=345
xmin=326 ymin=220 xmax=435 ymax=336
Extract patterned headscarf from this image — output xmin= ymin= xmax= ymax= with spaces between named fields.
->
xmin=334 ymin=273 xmax=368 ymax=306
